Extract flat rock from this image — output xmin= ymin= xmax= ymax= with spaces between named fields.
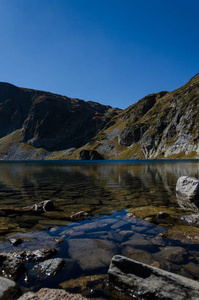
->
xmin=108 ymin=255 xmax=199 ymax=300
xmin=0 ymin=276 xmax=21 ymax=300
xmin=111 ymin=220 xmax=128 ymax=230
xmin=17 ymin=288 xmax=87 ymax=300
xmin=68 ymin=238 xmax=118 ymax=272
xmin=72 ymin=221 xmax=108 ymax=232
xmin=176 ymin=176 xmax=199 ymax=200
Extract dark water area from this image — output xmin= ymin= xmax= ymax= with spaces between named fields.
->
xmin=0 ymin=159 xmax=199 ymax=298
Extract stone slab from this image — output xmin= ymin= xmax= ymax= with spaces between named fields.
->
xmin=108 ymin=255 xmax=199 ymax=300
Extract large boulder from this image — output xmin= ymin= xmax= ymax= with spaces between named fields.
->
xmin=176 ymin=176 xmax=199 ymax=200
xmin=108 ymin=255 xmax=199 ymax=300
xmin=0 ymin=276 xmax=21 ymax=300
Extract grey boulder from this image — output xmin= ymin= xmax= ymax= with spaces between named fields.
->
xmin=0 ymin=276 xmax=21 ymax=300
xmin=176 ymin=176 xmax=199 ymax=200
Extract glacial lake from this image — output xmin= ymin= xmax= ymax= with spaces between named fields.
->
xmin=0 ymin=159 xmax=199 ymax=298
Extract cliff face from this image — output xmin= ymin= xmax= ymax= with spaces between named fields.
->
xmin=0 ymin=74 xmax=198 ymax=160
xmin=83 ymin=74 xmax=199 ymax=160
xmin=20 ymin=94 xmax=115 ymax=151
xmin=119 ymin=74 xmax=199 ymax=159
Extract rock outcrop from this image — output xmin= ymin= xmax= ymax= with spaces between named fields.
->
xmin=79 ymin=150 xmax=104 ymax=160
xmin=108 ymin=255 xmax=199 ymax=299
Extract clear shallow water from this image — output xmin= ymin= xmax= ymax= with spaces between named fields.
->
xmin=0 ymin=159 xmax=199 ymax=298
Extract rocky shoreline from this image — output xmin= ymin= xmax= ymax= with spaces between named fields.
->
xmin=1 ymin=175 xmax=199 ymax=299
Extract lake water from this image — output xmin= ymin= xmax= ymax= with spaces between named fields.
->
xmin=0 ymin=160 xmax=199 ymax=298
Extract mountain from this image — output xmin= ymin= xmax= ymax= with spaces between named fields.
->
xmin=0 ymin=74 xmax=198 ymax=160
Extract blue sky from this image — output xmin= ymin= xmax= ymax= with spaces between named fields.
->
xmin=0 ymin=0 xmax=198 ymax=109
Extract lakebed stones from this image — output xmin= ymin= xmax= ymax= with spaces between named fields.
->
xmin=0 ymin=276 xmax=21 ymax=300
xmin=108 ymin=255 xmax=199 ymax=300
xmin=176 ymin=176 xmax=199 ymax=200
xmin=17 ymin=288 xmax=87 ymax=300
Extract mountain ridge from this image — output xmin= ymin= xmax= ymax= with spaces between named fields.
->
xmin=0 ymin=74 xmax=198 ymax=160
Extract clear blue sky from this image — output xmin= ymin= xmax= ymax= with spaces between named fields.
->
xmin=0 ymin=0 xmax=198 ymax=109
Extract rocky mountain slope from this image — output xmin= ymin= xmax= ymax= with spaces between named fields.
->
xmin=0 ymin=74 xmax=198 ymax=160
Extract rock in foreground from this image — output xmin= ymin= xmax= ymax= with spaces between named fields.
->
xmin=108 ymin=255 xmax=199 ymax=300
xmin=0 ymin=276 xmax=21 ymax=300
xmin=176 ymin=176 xmax=199 ymax=200
xmin=17 ymin=288 xmax=87 ymax=300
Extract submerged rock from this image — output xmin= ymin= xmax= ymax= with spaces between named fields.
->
xmin=108 ymin=255 xmax=199 ymax=299
xmin=68 ymin=238 xmax=118 ymax=272
xmin=176 ymin=176 xmax=199 ymax=200
xmin=153 ymin=246 xmax=188 ymax=265
xmin=60 ymin=274 xmax=108 ymax=296
xmin=0 ymin=276 xmax=21 ymax=300
xmin=121 ymin=233 xmax=157 ymax=252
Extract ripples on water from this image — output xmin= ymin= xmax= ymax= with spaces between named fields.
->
xmin=0 ymin=159 xmax=199 ymax=298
